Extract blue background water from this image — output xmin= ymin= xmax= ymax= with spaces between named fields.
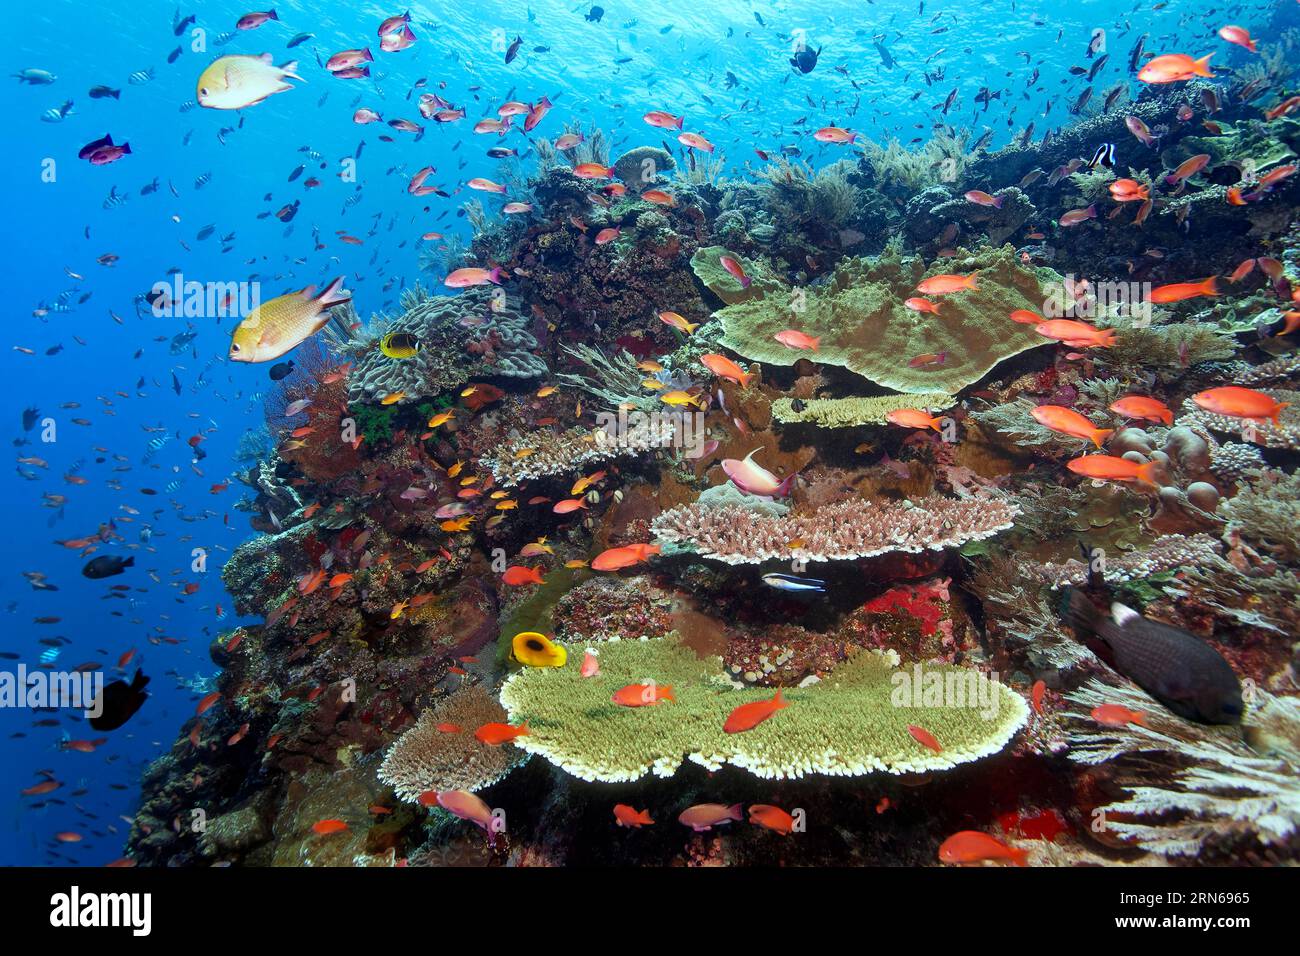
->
xmin=0 ymin=0 xmax=1268 ymax=864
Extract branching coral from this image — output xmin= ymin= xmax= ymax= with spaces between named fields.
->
xmin=652 ymin=494 xmax=1018 ymax=565
xmin=715 ymin=244 xmax=1054 ymax=394
xmin=499 ymin=637 xmax=1028 ymax=782
xmin=1064 ymin=680 xmax=1300 ymax=857
xmin=378 ymin=685 xmax=528 ymax=802
xmin=1220 ymin=469 xmax=1300 ymax=562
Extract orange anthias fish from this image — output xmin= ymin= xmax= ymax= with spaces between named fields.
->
xmin=700 ymin=353 xmax=756 ymax=388
xmin=1192 ymin=386 xmax=1289 ymax=425
xmin=1030 ymin=405 xmax=1113 ymax=449
xmin=773 ymin=329 xmax=819 ymax=351
xmin=613 ymin=804 xmax=655 ymax=828
xmin=1137 ymin=53 xmax=1214 ymax=84
xmin=938 ymin=831 xmax=1029 ymax=866
xmin=916 ymin=272 xmax=978 ymax=295
xmin=1109 ymin=395 xmax=1173 ymax=426
xmin=1091 ymin=704 xmax=1147 ymax=727
xmin=611 ymin=683 xmax=675 ymax=707
xmin=908 ymin=724 xmax=942 ymax=753
xmin=887 ymin=408 xmax=944 ymax=431
xmin=591 ymin=543 xmax=661 ymax=571
xmin=474 ymin=721 xmax=529 ymax=745
xmin=1067 ymin=454 xmax=1161 ymax=488
xmin=1108 ymin=178 xmax=1150 ymax=202
xmin=748 ymin=804 xmax=797 ymax=835
xmin=312 ymin=819 xmax=349 ymax=835
xmin=501 ymin=565 xmax=545 ymax=586
xmin=1030 ymin=680 xmax=1047 ymax=715
xmin=1009 ymin=309 xmax=1043 ymax=325
xmin=723 ymin=690 xmax=788 ymax=734
xmin=1034 ymin=319 xmax=1117 ymax=348
xmin=1150 ymin=276 xmax=1218 ymax=303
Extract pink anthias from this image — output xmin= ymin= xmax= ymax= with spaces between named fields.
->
xmin=721 ymin=447 xmax=798 ymax=498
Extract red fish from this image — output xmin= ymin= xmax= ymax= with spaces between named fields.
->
xmin=938 ymin=830 xmax=1029 ymax=866
xmin=723 ymin=690 xmax=788 ymax=734
xmin=613 ymin=804 xmax=655 ymax=828
xmin=501 ymin=565 xmax=545 ymax=586
xmin=908 ymin=724 xmax=942 ymax=753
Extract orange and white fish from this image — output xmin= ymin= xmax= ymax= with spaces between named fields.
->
xmin=1217 ymin=26 xmax=1256 ymax=53
xmin=904 ymin=297 xmax=941 ymax=314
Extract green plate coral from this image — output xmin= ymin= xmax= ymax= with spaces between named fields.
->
xmin=716 ymin=244 xmax=1055 ymax=394
xmin=499 ymin=637 xmax=1028 ymax=782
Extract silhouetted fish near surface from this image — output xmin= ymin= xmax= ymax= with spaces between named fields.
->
xmin=1064 ymin=590 xmax=1243 ymax=724
xmin=88 ymin=670 xmax=149 ymax=731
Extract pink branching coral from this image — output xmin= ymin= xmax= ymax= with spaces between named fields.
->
xmin=651 ymin=496 xmax=1018 ymax=565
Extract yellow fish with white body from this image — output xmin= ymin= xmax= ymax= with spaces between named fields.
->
xmin=229 ymin=277 xmax=349 ymax=363
xmin=197 ymin=54 xmax=304 ymax=111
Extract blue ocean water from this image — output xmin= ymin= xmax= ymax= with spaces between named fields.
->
xmin=0 ymin=0 xmax=1282 ymax=866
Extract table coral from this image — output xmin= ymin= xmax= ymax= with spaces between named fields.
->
xmin=715 ymin=244 xmax=1054 ymax=394
xmin=652 ymin=494 xmax=1018 ymax=564
xmin=499 ymin=637 xmax=1028 ymax=782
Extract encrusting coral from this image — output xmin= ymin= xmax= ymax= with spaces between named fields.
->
xmin=652 ymin=494 xmax=1018 ymax=564
xmin=499 ymin=637 xmax=1028 ymax=782
xmin=715 ymin=244 xmax=1054 ymax=394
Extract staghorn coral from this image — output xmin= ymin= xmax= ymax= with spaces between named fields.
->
xmin=378 ymin=685 xmax=528 ymax=802
xmin=499 ymin=637 xmax=1028 ymax=782
xmin=715 ymin=244 xmax=1054 ymax=394
xmin=771 ymin=393 xmax=955 ymax=428
xmin=1064 ymin=680 xmax=1300 ymax=858
xmin=652 ymin=494 xmax=1018 ymax=565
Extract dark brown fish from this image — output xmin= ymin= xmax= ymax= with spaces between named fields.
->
xmin=1064 ymin=591 xmax=1242 ymax=724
